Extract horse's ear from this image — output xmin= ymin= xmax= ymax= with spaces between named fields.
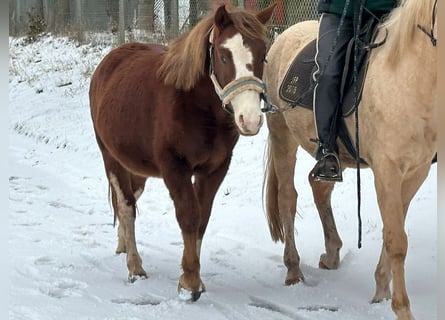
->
xmin=256 ymin=2 xmax=276 ymax=25
xmin=214 ymin=5 xmax=232 ymax=32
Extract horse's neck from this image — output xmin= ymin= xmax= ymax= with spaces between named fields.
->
xmin=374 ymin=31 xmax=436 ymax=104
xmin=188 ymin=76 xmax=226 ymax=112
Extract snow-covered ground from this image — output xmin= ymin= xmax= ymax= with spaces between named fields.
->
xmin=9 ymin=35 xmax=437 ymax=320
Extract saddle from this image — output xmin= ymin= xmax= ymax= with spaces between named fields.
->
xmin=279 ymin=17 xmax=383 ymax=161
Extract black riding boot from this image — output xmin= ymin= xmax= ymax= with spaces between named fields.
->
xmin=311 ymin=13 xmax=352 ymax=182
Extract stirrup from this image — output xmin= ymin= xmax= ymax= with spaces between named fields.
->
xmin=312 ymin=151 xmax=343 ymax=182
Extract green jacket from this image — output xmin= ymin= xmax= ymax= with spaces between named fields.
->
xmin=318 ymin=0 xmax=397 ymax=17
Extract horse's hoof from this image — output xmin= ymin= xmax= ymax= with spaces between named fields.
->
xmin=285 ymin=269 xmax=304 ymax=285
xmin=371 ymin=291 xmax=391 ymax=303
xmin=178 ymin=283 xmax=205 ymax=302
xmin=319 ymin=253 xmax=339 ymax=270
xmin=128 ymin=272 xmax=148 ymax=283
xmin=115 ymin=243 xmax=127 ymax=254
xmin=285 ymin=277 xmax=302 ymax=286
xmin=318 ymin=261 xmax=330 ymax=269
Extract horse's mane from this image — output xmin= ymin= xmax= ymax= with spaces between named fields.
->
xmin=379 ymin=0 xmax=436 ymax=65
xmin=157 ymin=5 xmax=267 ymax=91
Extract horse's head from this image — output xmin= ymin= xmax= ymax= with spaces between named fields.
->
xmin=209 ymin=4 xmax=275 ymax=136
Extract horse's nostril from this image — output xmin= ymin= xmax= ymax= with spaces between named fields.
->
xmin=239 ymin=114 xmax=245 ymax=127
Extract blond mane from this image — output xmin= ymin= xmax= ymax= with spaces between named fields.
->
xmin=157 ymin=5 xmax=267 ymax=91
xmin=379 ymin=0 xmax=436 ymax=65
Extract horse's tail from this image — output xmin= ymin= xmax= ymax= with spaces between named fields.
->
xmin=263 ymin=134 xmax=285 ymax=243
xmin=107 ymin=182 xmax=118 ymax=227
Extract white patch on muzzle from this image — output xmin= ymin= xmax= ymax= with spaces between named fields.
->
xmin=222 ymin=34 xmax=263 ymax=135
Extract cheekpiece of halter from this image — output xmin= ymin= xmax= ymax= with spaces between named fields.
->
xmin=208 ymin=27 xmax=277 ymax=114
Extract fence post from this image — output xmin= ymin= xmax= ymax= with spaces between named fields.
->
xmin=75 ymin=0 xmax=85 ymax=42
xmin=164 ymin=0 xmax=179 ymax=40
xmin=118 ymin=0 xmax=126 ymax=44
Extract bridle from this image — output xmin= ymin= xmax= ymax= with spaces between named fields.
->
xmin=208 ymin=28 xmax=278 ymax=114
xmin=417 ymin=0 xmax=437 ymax=47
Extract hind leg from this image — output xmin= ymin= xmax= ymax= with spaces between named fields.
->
xmin=308 ymin=171 xmax=342 ymax=269
xmin=107 ymin=166 xmax=147 ymax=281
xmin=115 ymin=174 xmax=146 ymax=255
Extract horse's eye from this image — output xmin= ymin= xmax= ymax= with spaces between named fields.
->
xmin=221 ymin=56 xmax=227 ymax=64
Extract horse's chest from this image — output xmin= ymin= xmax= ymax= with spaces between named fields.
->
xmin=182 ymin=127 xmax=238 ymax=170
xmin=195 ymin=133 xmax=236 ymax=165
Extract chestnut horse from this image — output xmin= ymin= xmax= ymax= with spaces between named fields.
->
xmin=263 ymin=0 xmax=436 ymax=319
xmin=90 ymin=4 xmax=275 ymax=301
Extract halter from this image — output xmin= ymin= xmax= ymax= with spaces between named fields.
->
xmin=417 ymin=0 xmax=437 ymax=47
xmin=208 ymin=28 xmax=278 ymax=114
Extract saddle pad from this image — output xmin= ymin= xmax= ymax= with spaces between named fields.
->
xmin=279 ymin=39 xmax=316 ymax=110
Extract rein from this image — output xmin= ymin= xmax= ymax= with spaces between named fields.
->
xmin=208 ymin=28 xmax=278 ymax=114
xmin=416 ymin=0 xmax=437 ymax=47
xmin=353 ymin=0 xmax=366 ymax=249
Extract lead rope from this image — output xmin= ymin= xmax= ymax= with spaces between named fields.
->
xmin=353 ymin=0 xmax=366 ymax=249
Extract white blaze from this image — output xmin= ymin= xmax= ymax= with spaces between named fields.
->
xmin=222 ymin=33 xmax=263 ymax=135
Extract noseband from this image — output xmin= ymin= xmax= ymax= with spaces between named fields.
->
xmin=208 ymin=28 xmax=278 ymax=114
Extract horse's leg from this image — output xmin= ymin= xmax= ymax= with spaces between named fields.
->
xmin=160 ymin=156 xmax=203 ymax=301
xmin=94 ymin=135 xmax=146 ymax=276
xmin=265 ymin=113 xmax=302 ymax=285
xmin=308 ymin=172 xmax=342 ymax=269
xmin=372 ymin=163 xmax=430 ymax=319
xmin=372 ymin=242 xmax=392 ymax=302
xmin=372 ymin=202 xmax=413 ymax=304
xmin=115 ymin=174 xmax=146 ymax=254
xmin=194 ymin=161 xmax=231 ymax=254
xmin=372 ymin=196 xmax=412 ymax=303
xmin=105 ymin=157 xmax=147 ymax=281
xmin=193 ymin=159 xmax=231 ymax=289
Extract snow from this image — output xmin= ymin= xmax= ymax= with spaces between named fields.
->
xmin=9 ymin=35 xmax=437 ymax=320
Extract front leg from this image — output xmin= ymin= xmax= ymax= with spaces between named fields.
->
xmin=265 ymin=114 xmax=303 ymax=285
xmin=194 ymin=158 xmax=231 ymax=245
xmin=161 ymin=155 xmax=204 ymax=301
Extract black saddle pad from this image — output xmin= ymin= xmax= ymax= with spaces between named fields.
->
xmin=279 ymin=39 xmax=316 ymax=110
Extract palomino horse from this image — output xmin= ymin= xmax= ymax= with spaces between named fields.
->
xmin=263 ymin=0 xmax=436 ymax=319
xmin=90 ymin=4 xmax=275 ymax=301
